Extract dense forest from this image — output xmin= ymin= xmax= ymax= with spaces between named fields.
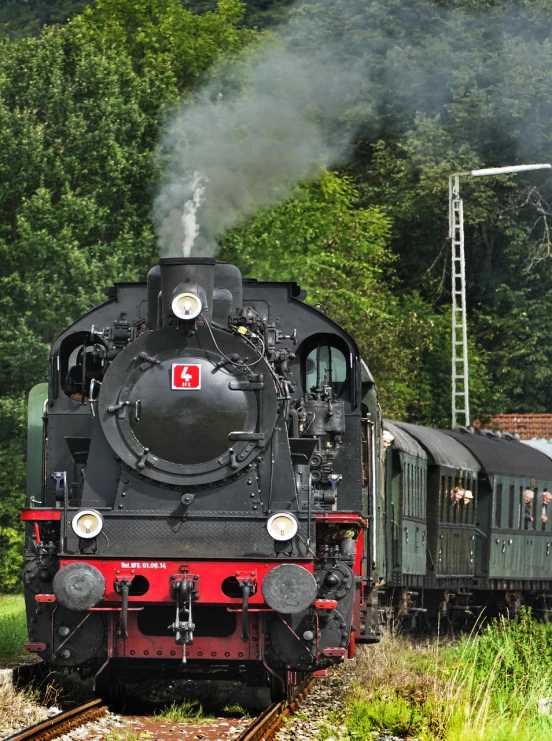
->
xmin=2 ymin=0 xmax=552 ymax=588
xmin=0 ymin=0 xmax=292 ymax=35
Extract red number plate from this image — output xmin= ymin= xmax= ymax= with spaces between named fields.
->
xmin=172 ymin=363 xmax=201 ymax=390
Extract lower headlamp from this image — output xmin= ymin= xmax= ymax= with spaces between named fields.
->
xmin=71 ymin=509 xmax=103 ymax=539
xmin=266 ymin=512 xmax=298 ymax=541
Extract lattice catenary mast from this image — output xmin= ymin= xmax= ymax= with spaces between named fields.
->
xmin=448 ymin=164 xmax=551 ymax=429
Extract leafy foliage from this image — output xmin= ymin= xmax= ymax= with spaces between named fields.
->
xmin=284 ymin=0 xmax=552 ymax=415
xmin=0 ymin=1 xmax=90 ymax=38
xmin=222 ymin=172 xmax=460 ymax=422
xmin=0 ymin=397 xmax=27 ymax=593
xmin=182 ymin=0 xmax=294 ymax=27
xmin=0 ymin=0 xmax=294 ymax=37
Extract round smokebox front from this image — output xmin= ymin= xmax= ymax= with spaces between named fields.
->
xmin=99 ymin=328 xmax=278 ymax=486
xmin=128 ymin=355 xmax=250 ymax=466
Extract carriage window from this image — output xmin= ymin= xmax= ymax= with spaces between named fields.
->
xmin=508 ymin=486 xmax=515 ymax=529
xmin=409 ymin=464 xmax=413 ymax=517
xmin=411 ymin=465 xmax=415 ymax=517
xmin=305 ymin=343 xmax=347 ymax=397
xmin=463 ymin=479 xmax=471 ymax=524
xmin=405 ymin=464 xmax=410 ymax=517
xmin=495 ymin=485 xmax=502 ymax=529
xmin=542 ymin=489 xmax=552 ymax=532
xmin=468 ymin=479 xmax=476 ymax=524
xmin=451 ymin=480 xmax=458 ymax=524
xmin=439 ymin=476 xmax=445 ymax=520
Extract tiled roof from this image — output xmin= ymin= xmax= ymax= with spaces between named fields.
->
xmin=478 ymin=414 xmax=552 ymax=441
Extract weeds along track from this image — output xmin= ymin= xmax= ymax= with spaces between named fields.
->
xmin=5 ymin=677 xmax=317 ymax=741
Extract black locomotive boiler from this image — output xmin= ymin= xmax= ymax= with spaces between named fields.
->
xmin=22 ymin=257 xmax=382 ymax=699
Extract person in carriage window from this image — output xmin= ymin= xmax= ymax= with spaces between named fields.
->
xmin=65 ymin=353 xmax=103 ymax=403
xmin=523 ymin=488 xmax=535 ymax=527
xmin=450 ymin=486 xmax=465 ymax=504
xmin=541 ymin=489 xmax=552 ymax=525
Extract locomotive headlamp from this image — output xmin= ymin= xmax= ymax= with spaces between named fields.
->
xmin=172 ymin=291 xmax=202 ymax=320
xmin=71 ymin=509 xmax=103 ymax=539
xmin=266 ymin=513 xmax=298 ymax=542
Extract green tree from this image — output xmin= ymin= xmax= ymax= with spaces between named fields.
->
xmin=0 ymin=397 xmax=27 ymax=592
xmin=221 ymin=171 xmax=465 ymax=422
xmin=282 ymin=0 xmax=552 ymax=415
xmin=77 ymin=0 xmax=252 ymax=90
xmin=0 ymin=1 xmax=90 ymax=38
xmin=182 ymin=0 xmax=294 ymax=27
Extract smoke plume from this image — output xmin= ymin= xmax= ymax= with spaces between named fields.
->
xmin=153 ymin=13 xmax=363 ymax=258
xmin=154 ymin=0 xmax=552 ymax=258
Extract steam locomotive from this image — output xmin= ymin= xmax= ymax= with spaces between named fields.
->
xmin=24 ymin=256 xmax=552 ymax=700
xmin=22 ymin=257 xmax=382 ymax=700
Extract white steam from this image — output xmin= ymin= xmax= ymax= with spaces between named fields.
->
xmin=154 ymin=36 xmax=361 ymax=257
xmin=181 ymin=172 xmax=207 ymax=257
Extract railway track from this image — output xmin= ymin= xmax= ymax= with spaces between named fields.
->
xmin=5 ymin=677 xmax=317 ymax=741
xmin=5 ymin=698 xmax=108 ymax=741
xmin=240 ymin=677 xmax=316 ymax=741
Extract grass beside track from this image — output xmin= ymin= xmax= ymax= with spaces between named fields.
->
xmin=0 ymin=594 xmax=29 ymax=667
xmin=325 ymin=610 xmax=552 ymax=741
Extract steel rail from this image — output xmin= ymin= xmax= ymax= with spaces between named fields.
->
xmin=238 ymin=677 xmax=317 ymax=741
xmin=5 ymin=697 xmax=107 ymax=741
xmin=6 ymin=675 xmax=316 ymax=741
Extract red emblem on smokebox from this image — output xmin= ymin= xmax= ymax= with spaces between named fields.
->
xmin=172 ymin=364 xmax=201 ymax=390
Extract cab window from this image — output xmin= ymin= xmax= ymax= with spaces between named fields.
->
xmin=304 ymin=342 xmax=348 ymax=397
